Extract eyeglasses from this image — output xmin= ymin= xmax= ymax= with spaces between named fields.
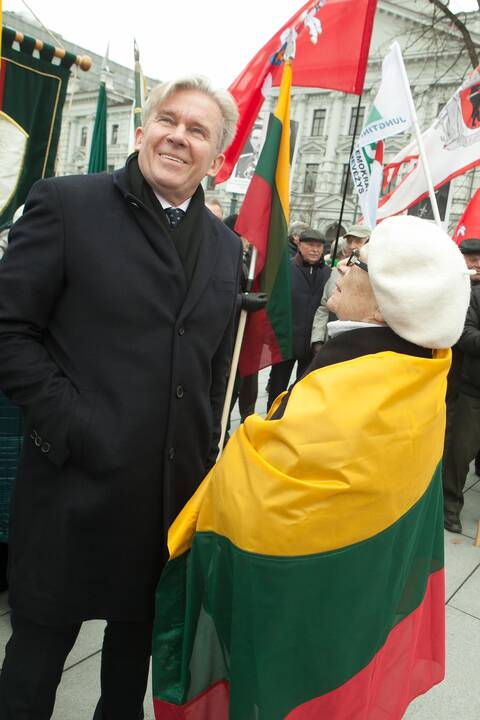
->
xmin=346 ymin=249 xmax=368 ymax=273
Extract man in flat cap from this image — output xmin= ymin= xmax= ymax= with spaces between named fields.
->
xmin=0 ymin=76 xmax=242 ymax=719
xmin=267 ymin=227 xmax=330 ymax=410
xmin=443 ymin=237 xmax=480 ymax=533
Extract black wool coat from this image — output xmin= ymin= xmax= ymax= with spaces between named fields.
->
xmin=291 ymin=254 xmax=331 ymax=360
xmin=0 ymin=168 xmax=242 ymax=624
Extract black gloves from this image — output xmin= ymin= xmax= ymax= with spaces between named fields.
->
xmin=240 ymin=292 xmax=268 ymax=313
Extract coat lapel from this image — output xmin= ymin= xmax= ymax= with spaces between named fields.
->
xmin=180 ymin=210 xmax=218 ymax=320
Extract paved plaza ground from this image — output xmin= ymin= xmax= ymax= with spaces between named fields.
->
xmin=0 ymin=368 xmax=479 ymax=718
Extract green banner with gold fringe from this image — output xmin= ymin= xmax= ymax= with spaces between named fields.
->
xmin=0 ymin=25 xmax=75 ymax=229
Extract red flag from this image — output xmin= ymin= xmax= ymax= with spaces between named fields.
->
xmin=217 ymin=0 xmax=378 ymax=184
xmin=453 ymin=188 xmax=480 ymax=246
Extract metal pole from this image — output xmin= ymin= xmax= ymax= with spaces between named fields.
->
xmin=331 ymin=92 xmax=363 ymax=266
xmin=443 ymin=179 xmax=455 ymax=233
xmin=393 ymin=42 xmax=441 ymax=227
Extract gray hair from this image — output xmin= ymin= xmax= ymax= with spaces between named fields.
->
xmin=142 ymin=76 xmax=238 ymax=153
xmin=288 ymin=221 xmax=310 ymax=238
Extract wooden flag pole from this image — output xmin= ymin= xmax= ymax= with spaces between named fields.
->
xmin=217 ymin=247 xmax=258 ymax=460
xmin=393 ymin=43 xmax=441 ymax=227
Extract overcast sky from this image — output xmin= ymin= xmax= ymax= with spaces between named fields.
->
xmin=3 ymin=0 xmax=478 ymax=86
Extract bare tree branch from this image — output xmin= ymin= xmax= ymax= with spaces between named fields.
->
xmin=427 ymin=0 xmax=479 ymax=68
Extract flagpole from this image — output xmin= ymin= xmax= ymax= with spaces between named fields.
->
xmin=393 ymin=43 xmax=441 ymax=227
xmin=217 ymin=247 xmax=258 ymax=460
xmin=331 ymin=92 xmax=363 ymax=266
xmin=443 ymin=179 xmax=455 ymax=232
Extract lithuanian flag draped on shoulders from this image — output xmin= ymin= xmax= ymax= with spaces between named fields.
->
xmin=236 ymin=61 xmax=293 ymax=377
xmin=152 ymin=347 xmax=447 ymax=719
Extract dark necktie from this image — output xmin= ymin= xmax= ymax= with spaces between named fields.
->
xmin=165 ymin=207 xmax=186 ymax=228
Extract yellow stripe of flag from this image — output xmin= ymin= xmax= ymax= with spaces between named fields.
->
xmin=168 ymin=349 xmax=450 ymax=561
xmin=273 ymin=60 xmax=292 ymax=226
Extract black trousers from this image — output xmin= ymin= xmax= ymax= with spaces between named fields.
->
xmin=443 ymin=392 xmax=480 ymax=514
xmin=0 ymin=613 xmax=152 ymax=719
xmin=267 ymin=356 xmax=312 ymax=411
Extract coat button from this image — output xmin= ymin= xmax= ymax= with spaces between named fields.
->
xmin=40 ymin=441 xmax=51 ymax=454
xmin=34 ymin=435 xmax=42 ymax=447
xmin=176 ymin=385 xmax=184 ymax=399
xmin=168 ymin=447 xmax=175 ymax=461
xmin=178 ymin=325 xmax=185 ymax=336
xmin=30 ymin=429 xmax=37 ymax=441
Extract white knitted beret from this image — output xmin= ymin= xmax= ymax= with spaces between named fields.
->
xmin=368 ymin=215 xmax=471 ymax=349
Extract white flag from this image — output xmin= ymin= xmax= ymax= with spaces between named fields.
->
xmin=378 ymin=65 xmax=480 ymax=221
xmin=350 ymin=42 xmax=413 ymax=229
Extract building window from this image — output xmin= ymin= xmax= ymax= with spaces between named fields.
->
xmin=80 ymin=126 xmax=87 ymax=147
xmin=437 ymin=101 xmax=445 ymax=116
xmin=341 ymin=163 xmax=353 ymax=195
xmin=311 ymin=109 xmax=326 ymax=136
xmin=304 ymin=163 xmax=319 ymax=193
xmin=348 ymin=105 xmax=365 ymax=136
xmin=107 ymin=164 xmax=115 ymax=173
xmin=111 ymin=124 xmax=119 ymax=145
xmin=206 ymin=176 xmax=216 ymax=190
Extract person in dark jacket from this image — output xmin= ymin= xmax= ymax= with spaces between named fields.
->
xmin=267 ymin=228 xmax=331 ymax=409
xmin=443 ymin=256 xmax=480 ymax=534
xmin=0 ymin=76 xmax=242 ymax=720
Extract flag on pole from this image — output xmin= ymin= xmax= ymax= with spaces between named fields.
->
xmin=151 ymin=346 xmax=447 ymax=719
xmin=217 ymin=0 xmax=378 ymax=184
xmin=378 ymin=65 xmax=480 ymax=221
xmin=235 ymin=60 xmax=293 ymax=377
xmin=350 ymin=41 xmax=413 ymax=229
xmin=0 ymin=25 xmax=76 ymax=229
xmin=88 ymin=51 xmax=108 ymax=174
xmin=133 ymin=39 xmax=145 ymax=132
xmin=453 ymin=188 xmax=480 ymax=245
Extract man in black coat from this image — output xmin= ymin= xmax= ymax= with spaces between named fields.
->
xmin=443 ymin=241 xmax=480 ymax=533
xmin=267 ymin=228 xmax=331 ymax=410
xmin=0 ymin=76 xmax=242 ymax=719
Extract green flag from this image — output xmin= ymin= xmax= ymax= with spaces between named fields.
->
xmin=0 ymin=25 xmax=76 ymax=229
xmin=88 ymin=78 xmax=107 ymax=174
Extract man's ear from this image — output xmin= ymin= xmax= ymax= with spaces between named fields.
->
xmin=207 ymin=153 xmax=225 ymax=178
xmin=134 ymin=126 xmax=144 ymax=151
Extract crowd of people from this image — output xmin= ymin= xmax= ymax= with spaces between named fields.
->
xmin=0 ymin=71 xmax=478 ymax=719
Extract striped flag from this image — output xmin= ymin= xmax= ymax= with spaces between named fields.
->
xmin=152 ymin=346 xmax=447 ymax=719
xmin=217 ymin=0 xmax=378 ymax=184
xmin=235 ymin=61 xmax=293 ymax=376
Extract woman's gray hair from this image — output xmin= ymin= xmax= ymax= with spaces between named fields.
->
xmin=142 ymin=76 xmax=239 ymax=153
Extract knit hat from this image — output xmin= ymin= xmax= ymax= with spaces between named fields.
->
xmin=345 ymin=223 xmax=370 ymax=240
xmin=368 ymin=216 xmax=471 ymax=349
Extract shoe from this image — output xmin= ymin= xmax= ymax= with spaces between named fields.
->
xmin=444 ymin=511 xmax=462 ymax=534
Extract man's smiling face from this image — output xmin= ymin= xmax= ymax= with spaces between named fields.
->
xmin=135 ymin=89 xmax=225 ymax=205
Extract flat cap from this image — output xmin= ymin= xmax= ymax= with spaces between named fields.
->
xmin=299 ymin=228 xmax=325 ymax=243
xmin=459 ymin=238 xmax=480 ymax=254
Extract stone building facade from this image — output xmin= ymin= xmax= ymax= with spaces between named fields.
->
xmin=4 ymin=2 xmax=479 ymax=235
